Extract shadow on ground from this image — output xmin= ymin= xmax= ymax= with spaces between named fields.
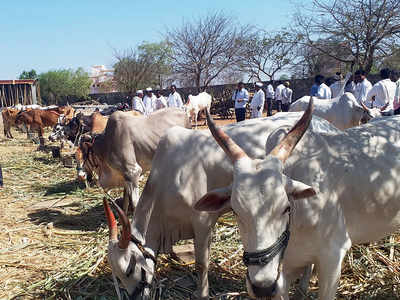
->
xmin=27 ymin=201 xmax=105 ymax=231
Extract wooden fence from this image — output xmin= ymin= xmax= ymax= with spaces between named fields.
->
xmin=0 ymin=80 xmax=40 ymax=107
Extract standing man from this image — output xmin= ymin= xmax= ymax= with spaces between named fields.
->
xmin=281 ymin=81 xmax=293 ymax=112
xmin=132 ymin=90 xmax=145 ymax=114
xmin=310 ymin=76 xmax=319 ymax=96
xmin=143 ymin=87 xmax=156 ymax=115
xmin=275 ymin=81 xmax=285 ymax=112
xmin=232 ymin=81 xmax=249 ymax=122
xmin=250 ymin=82 xmax=265 ymax=118
xmin=265 ymin=81 xmax=275 ymax=116
xmin=316 ymin=75 xmax=332 ymax=99
xmin=393 ymin=70 xmax=400 ymax=115
xmin=354 ymin=69 xmax=372 ymax=106
xmin=366 ymin=68 xmax=396 ymax=116
xmin=167 ymin=85 xmax=183 ymax=109
xmin=329 ymin=72 xmax=343 ymax=98
xmin=155 ymin=90 xmax=167 ymax=110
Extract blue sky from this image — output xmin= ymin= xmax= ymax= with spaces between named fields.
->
xmin=0 ymin=0 xmax=302 ymax=79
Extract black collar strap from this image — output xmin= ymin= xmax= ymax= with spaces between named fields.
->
xmin=130 ymin=235 xmax=157 ymax=264
xmin=243 ymin=222 xmax=290 ymax=266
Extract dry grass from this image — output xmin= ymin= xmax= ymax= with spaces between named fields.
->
xmin=1 ymin=119 xmax=400 ymax=300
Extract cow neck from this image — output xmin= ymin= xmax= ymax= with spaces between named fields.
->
xmin=130 ymin=191 xmax=158 ymax=252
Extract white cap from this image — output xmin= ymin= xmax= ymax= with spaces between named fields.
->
xmin=136 ymin=90 xmax=143 ymax=95
xmin=255 ymin=82 xmax=263 ymax=87
xmin=145 ymin=87 xmax=152 ymax=92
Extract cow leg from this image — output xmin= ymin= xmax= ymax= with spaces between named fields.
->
xmin=316 ymin=235 xmax=351 ymax=300
xmin=193 ymin=224 xmax=213 ymax=299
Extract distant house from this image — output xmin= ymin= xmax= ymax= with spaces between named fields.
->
xmin=89 ymin=65 xmax=117 ymax=94
xmin=0 ymin=79 xmax=40 ymax=107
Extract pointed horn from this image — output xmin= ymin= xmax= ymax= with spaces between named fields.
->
xmin=206 ymin=110 xmax=247 ymax=162
xmin=103 ymin=198 xmax=118 ymax=241
xmin=360 ymin=100 xmax=370 ymax=112
xmin=269 ymin=97 xmax=314 ymax=163
xmin=111 ymin=200 xmax=131 ymax=249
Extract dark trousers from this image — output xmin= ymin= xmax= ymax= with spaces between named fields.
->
xmin=395 ymin=107 xmax=400 ymax=115
xmin=282 ymin=103 xmax=290 ymax=112
xmin=276 ymin=100 xmax=282 ymax=112
xmin=266 ymin=98 xmax=272 ymax=116
xmin=235 ymin=108 xmax=246 ymax=122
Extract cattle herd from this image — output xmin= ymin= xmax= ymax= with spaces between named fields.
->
xmin=1 ymin=91 xmax=400 ymax=300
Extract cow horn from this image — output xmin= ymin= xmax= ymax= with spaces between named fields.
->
xmin=111 ymin=200 xmax=131 ymax=249
xmin=206 ymin=110 xmax=247 ymax=162
xmin=103 ymin=198 xmax=118 ymax=241
xmin=360 ymin=100 xmax=370 ymax=112
xmin=269 ymin=97 xmax=314 ymax=163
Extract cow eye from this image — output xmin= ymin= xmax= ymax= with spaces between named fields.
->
xmin=283 ymin=206 xmax=291 ymax=215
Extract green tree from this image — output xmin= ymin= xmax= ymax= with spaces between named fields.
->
xmin=39 ymin=68 xmax=92 ymax=105
xmin=18 ymin=69 xmax=38 ymax=80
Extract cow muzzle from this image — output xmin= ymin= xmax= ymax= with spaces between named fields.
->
xmin=76 ymin=167 xmax=87 ymax=181
xmin=246 ymin=272 xmax=278 ymax=299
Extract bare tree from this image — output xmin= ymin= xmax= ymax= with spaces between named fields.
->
xmin=165 ymin=12 xmax=251 ymax=91
xmin=236 ymin=31 xmax=299 ymax=82
xmin=113 ymin=42 xmax=172 ymax=96
xmin=293 ymin=0 xmax=400 ymax=74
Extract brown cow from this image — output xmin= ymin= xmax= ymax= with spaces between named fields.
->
xmin=15 ymin=109 xmax=60 ymax=144
xmin=2 ymin=108 xmax=20 ymax=138
xmin=73 ymin=110 xmax=143 ymax=186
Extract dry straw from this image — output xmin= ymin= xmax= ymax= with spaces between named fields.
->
xmin=1 ymin=125 xmax=400 ymax=299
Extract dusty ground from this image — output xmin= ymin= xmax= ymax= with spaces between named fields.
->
xmin=1 ymin=113 xmax=400 ymax=300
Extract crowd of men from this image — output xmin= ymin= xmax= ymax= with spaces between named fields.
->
xmin=231 ymin=80 xmax=293 ymax=122
xmin=232 ymin=67 xmax=400 ymax=123
xmin=131 ymin=84 xmax=184 ymax=115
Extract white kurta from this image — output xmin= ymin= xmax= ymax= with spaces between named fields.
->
xmin=167 ymin=92 xmax=183 ymax=108
xmin=394 ymin=79 xmax=400 ymax=111
xmin=354 ymin=78 xmax=372 ymax=105
xmin=275 ymin=84 xmax=285 ymax=101
xmin=317 ymin=83 xmax=332 ymax=99
xmin=155 ymin=96 xmax=167 ymax=110
xmin=282 ymin=87 xmax=293 ymax=104
xmin=143 ymin=95 xmax=156 ymax=115
xmin=250 ymin=89 xmax=265 ymax=118
xmin=132 ymin=97 xmax=145 ymax=114
xmin=266 ymin=84 xmax=275 ymax=98
xmin=366 ymin=78 xmax=396 ymax=112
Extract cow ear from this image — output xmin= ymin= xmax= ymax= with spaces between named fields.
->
xmin=194 ymin=186 xmax=232 ymax=212
xmin=283 ymin=175 xmax=316 ymax=200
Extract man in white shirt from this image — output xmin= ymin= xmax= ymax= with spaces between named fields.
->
xmin=316 ymin=75 xmax=332 ymax=99
xmin=154 ymin=90 xmax=167 ymax=110
xmin=265 ymin=81 xmax=275 ymax=116
xmin=167 ymin=85 xmax=183 ymax=109
xmin=282 ymin=81 xmax=293 ymax=112
xmin=250 ymin=82 xmax=265 ymax=118
xmin=143 ymin=87 xmax=156 ymax=115
xmin=354 ymin=69 xmax=372 ymax=106
xmin=132 ymin=90 xmax=145 ymax=114
xmin=275 ymin=82 xmax=285 ymax=112
xmin=366 ymin=68 xmax=396 ymax=116
xmin=392 ymin=70 xmax=400 ymax=115
xmin=329 ymin=73 xmax=343 ymax=98
xmin=232 ymin=81 xmax=249 ymax=122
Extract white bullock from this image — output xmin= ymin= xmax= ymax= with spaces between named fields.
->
xmin=185 ymin=92 xmax=212 ymax=129
xmin=289 ymin=92 xmax=377 ymax=130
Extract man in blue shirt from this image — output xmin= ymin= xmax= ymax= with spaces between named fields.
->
xmin=310 ymin=75 xmax=321 ymax=96
xmin=232 ymin=82 xmax=249 ymax=122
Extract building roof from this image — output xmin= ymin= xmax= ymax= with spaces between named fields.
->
xmin=0 ymin=79 xmax=37 ymax=85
